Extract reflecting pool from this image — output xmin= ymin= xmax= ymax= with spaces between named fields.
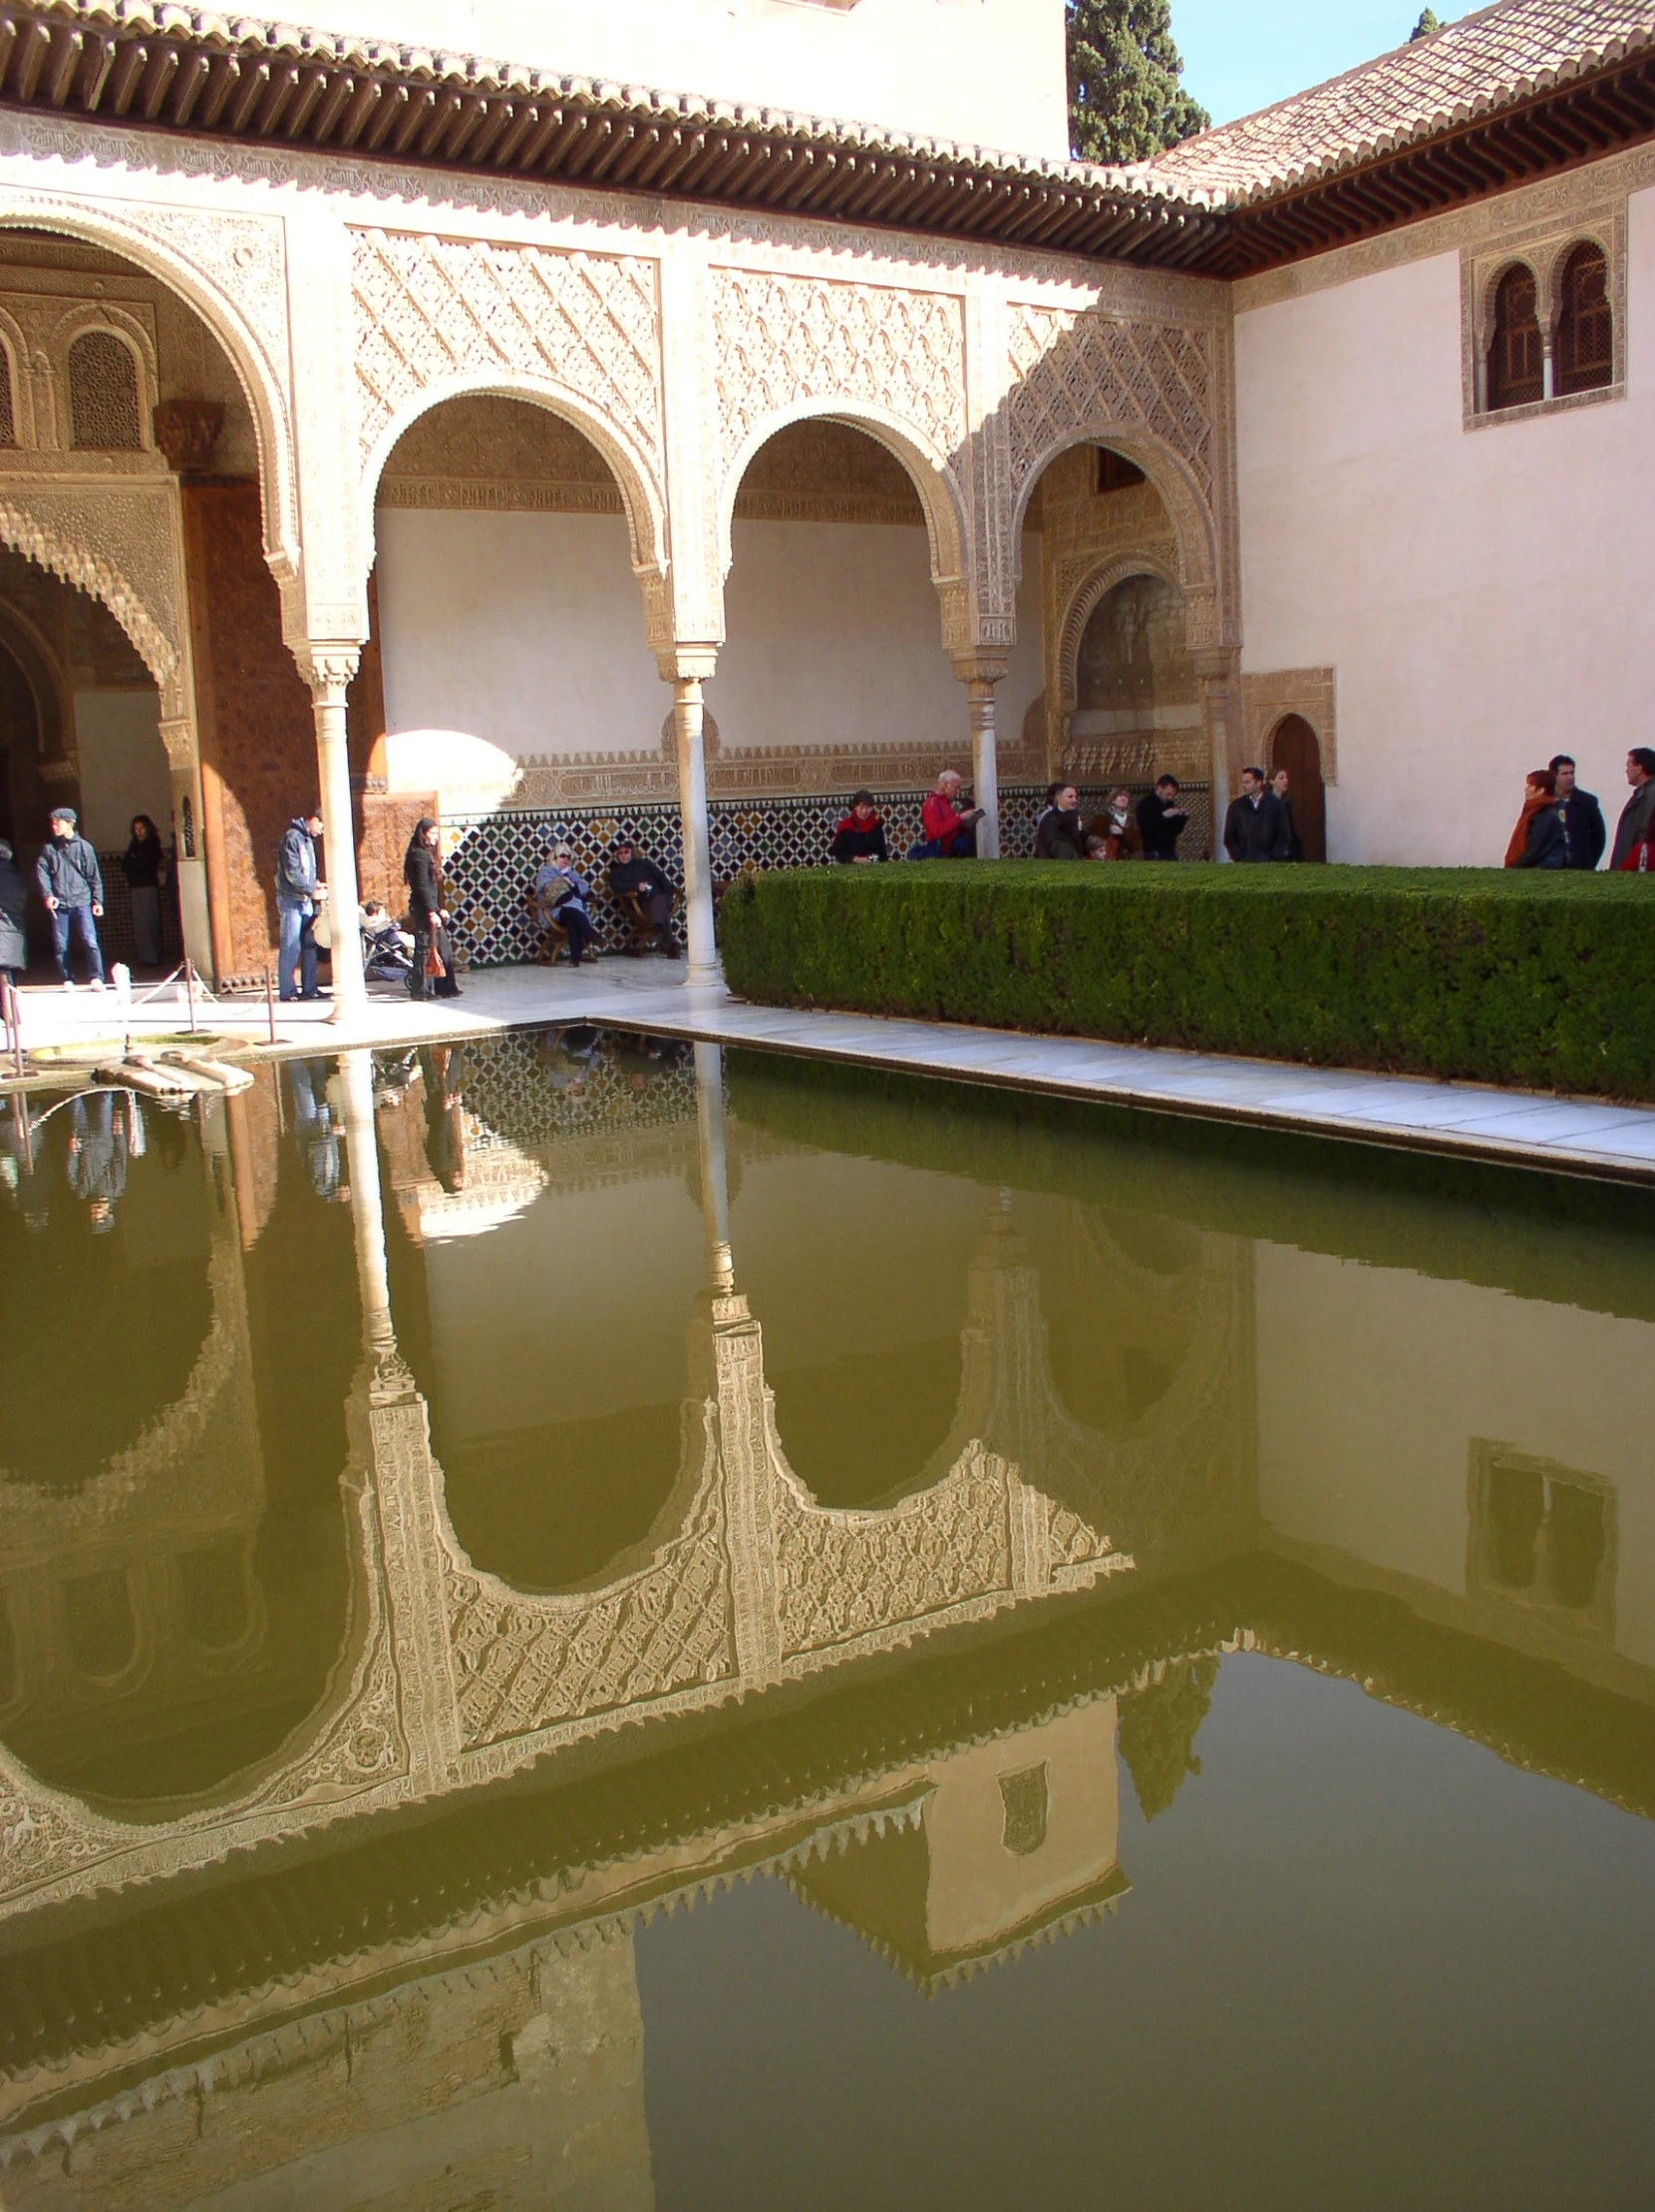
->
xmin=2 ymin=1031 xmax=1654 ymax=2210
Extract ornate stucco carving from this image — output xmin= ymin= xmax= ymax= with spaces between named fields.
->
xmin=1243 ymin=667 xmax=1338 ymax=785
xmin=1005 ymin=304 xmax=1217 ymax=508
xmin=0 ymin=480 xmax=181 ymax=706
xmin=351 ymin=228 xmax=667 ymax=567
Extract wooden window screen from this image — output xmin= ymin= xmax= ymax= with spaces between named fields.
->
xmin=0 ymin=346 xmax=14 ymax=447
xmin=1487 ymin=264 xmax=1543 ymax=411
xmin=1556 ymin=242 xmax=1613 ymax=396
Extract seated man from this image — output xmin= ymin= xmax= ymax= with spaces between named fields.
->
xmin=916 ymin=769 xmax=984 ymax=858
xmin=531 ymin=843 xmax=597 ymax=967
xmin=831 ymin=790 xmax=888 ymax=864
xmin=607 ymin=835 xmax=678 ymax=957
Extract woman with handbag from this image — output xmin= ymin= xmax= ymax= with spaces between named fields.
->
xmin=404 ymin=818 xmax=462 ymax=1000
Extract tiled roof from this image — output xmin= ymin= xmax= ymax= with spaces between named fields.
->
xmin=1142 ymin=0 xmax=1655 ymax=203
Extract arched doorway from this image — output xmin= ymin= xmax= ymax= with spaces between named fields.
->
xmin=1270 ymin=713 xmax=1327 ymax=862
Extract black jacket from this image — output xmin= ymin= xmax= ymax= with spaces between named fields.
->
xmin=1034 ymin=807 xmax=1085 ymax=860
xmin=1611 ymin=779 xmax=1655 ymax=869
xmin=609 ymin=854 xmax=672 ymax=902
xmin=830 ymin=814 xmax=887 ymax=863
xmin=36 ymin=834 xmax=103 ymax=907
xmin=404 ymin=842 xmax=444 ymax=920
xmin=1512 ymin=805 xmax=1566 ymax=869
xmin=121 ymin=833 xmax=165 ymax=890
xmin=1137 ymin=791 xmax=1186 ymax=859
xmin=1557 ymin=789 xmax=1606 ymax=869
xmin=1223 ymin=790 xmax=1290 ymax=863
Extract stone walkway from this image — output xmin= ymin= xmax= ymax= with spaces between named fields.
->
xmin=8 ymin=959 xmax=1655 ymax=1182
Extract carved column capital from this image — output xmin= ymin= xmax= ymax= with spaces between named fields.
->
xmin=293 ymin=641 xmax=363 ymax=709
xmin=950 ymin=651 xmax=1012 ymax=690
xmin=656 ymin=644 xmax=720 ymax=687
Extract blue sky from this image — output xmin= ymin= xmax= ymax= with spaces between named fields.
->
xmin=1170 ymin=2 xmax=1439 ymax=126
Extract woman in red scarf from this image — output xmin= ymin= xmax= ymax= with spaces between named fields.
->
xmin=1503 ymin=769 xmax=1565 ymax=869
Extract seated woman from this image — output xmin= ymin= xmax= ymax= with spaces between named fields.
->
xmin=831 ymin=790 xmax=888 ymax=864
xmin=1504 ymin=769 xmax=1565 ymax=869
xmin=1085 ymin=790 xmax=1144 ymax=860
xmin=531 ymin=843 xmax=597 ymax=966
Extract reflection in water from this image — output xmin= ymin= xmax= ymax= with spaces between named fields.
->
xmin=0 ymin=1035 xmax=1653 ymax=2207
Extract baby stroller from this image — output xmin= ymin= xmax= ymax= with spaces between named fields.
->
xmin=362 ymin=909 xmax=414 ymax=985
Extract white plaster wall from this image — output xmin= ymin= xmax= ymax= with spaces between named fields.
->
xmin=1235 ymin=181 xmax=1655 ymax=865
xmin=375 ymin=508 xmax=1041 ymax=804
xmin=375 ymin=508 xmax=665 ymax=812
xmin=297 ymin=0 xmax=1069 ymax=159
xmin=1254 ymin=1244 xmax=1655 ymax=1669
xmin=72 ymin=689 xmax=169 ymax=849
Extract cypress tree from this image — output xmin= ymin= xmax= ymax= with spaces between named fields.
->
xmin=1411 ymin=9 xmax=1442 ymax=37
xmin=1067 ymin=0 xmax=1210 ymax=164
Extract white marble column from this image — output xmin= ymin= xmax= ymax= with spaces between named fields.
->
xmin=661 ymin=648 xmax=722 ymax=987
xmin=694 ymin=1041 xmax=735 ymax=1296
xmin=954 ymin=654 xmax=1009 ymax=858
xmin=336 ymin=1049 xmax=395 ymax=1367
xmin=1195 ymin=651 xmax=1241 ymax=863
xmin=297 ymin=645 xmax=367 ymax=1017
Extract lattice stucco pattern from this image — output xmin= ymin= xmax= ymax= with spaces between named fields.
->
xmin=713 ymin=269 xmax=966 ymax=474
xmin=351 ymin=231 xmax=663 ymax=473
xmin=1006 ymin=307 xmax=1215 ymax=497
xmin=777 ymin=1456 xmax=1011 ymax=1657
xmin=441 ymin=786 xmax=1211 ymax=967
xmin=444 ymin=1473 xmax=734 ymax=1750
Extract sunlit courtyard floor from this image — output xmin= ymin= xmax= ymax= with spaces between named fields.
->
xmin=10 ymin=954 xmax=1655 ymax=1182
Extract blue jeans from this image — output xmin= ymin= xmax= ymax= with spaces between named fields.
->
xmin=278 ymin=902 xmax=318 ymax=1001
xmin=51 ymin=903 xmax=104 ymax=984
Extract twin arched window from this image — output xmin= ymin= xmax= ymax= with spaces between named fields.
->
xmin=1487 ymin=241 xmax=1613 ymax=414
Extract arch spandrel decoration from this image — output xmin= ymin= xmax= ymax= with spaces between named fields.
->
xmin=1002 ymin=303 xmax=1232 ymax=654
xmin=710 ymin=268 xmax=973 ymax=645
xmin=0 ymin=194 xmax=298 ymax=577
xmin=350 ymin=229 xmax=671 ymax=634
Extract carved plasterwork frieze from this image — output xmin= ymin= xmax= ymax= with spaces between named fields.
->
xmin=351 ymin=228 xmax=665 ymax=526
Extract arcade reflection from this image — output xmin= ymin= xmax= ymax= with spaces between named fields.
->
xmin=1 ymin=1037 xmax=1654 ymax=2210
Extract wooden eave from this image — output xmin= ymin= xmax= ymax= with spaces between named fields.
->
xmin=1216 ymin=45 xmax=1655 ymax=277
xmin=0 ymin=6 xmax=1648 ymax=278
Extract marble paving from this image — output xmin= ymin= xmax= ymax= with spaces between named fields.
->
xmin=8 ymin=957 xmax=1655 ymax=1183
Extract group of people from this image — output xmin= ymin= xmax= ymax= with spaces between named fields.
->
xmin=528 ymin=834 xmax=677 ymax=967
xmin=0 ymin=808 xmax=170 ymax=994
xmin=1504 ymin=750 xmax=1655 ymax=871
xmin=828 ymin=769 xmax=1200 ymax=866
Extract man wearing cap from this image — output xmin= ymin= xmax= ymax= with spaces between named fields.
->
xmin=36 ymin=806 xmax=106 ymax=990
xmin=607 ymin=836 xmax=678 ymax=957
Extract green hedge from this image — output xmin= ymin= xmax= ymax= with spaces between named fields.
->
xmin=719 ymin=862 xmax=1655 ymax=1100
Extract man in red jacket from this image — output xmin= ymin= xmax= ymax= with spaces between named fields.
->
xmin=918 ymin=770 xmax=984 ymax=858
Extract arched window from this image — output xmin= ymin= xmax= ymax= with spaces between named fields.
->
xmin=1556 ymin=241 xmax=1613 ymax=396
xmin=68 ymin=329 xmax=143 ymax=450
xmin=1487 ymin=264 xmax=1543 ymax=412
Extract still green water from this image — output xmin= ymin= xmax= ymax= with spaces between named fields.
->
xmin=2 ymin=1029 xmax=1654 ymax=2211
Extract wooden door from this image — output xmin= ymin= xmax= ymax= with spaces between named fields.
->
xmin=1271 ymin=715 xmax=1326 ymax=863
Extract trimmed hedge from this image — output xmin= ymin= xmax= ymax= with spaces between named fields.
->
xmin=719 ymin=861 xmax=1655 ymax=1101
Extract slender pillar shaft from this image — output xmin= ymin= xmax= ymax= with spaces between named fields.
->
xmin=299 ymin=648 xmax=367 ymax=1017
xmin=694 ymin=1041 xmax=734 ymax=1295
xmin=337 ymin=1048 xmax=395 ymax=1364
xmin=968 ymin=678 xmax=1001 ymax=858
xmin=672 ymin=673 xmax=721 ymax=985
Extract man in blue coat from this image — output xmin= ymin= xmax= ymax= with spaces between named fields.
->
xmin=36 ymin=807 xmax=105 ymax=989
